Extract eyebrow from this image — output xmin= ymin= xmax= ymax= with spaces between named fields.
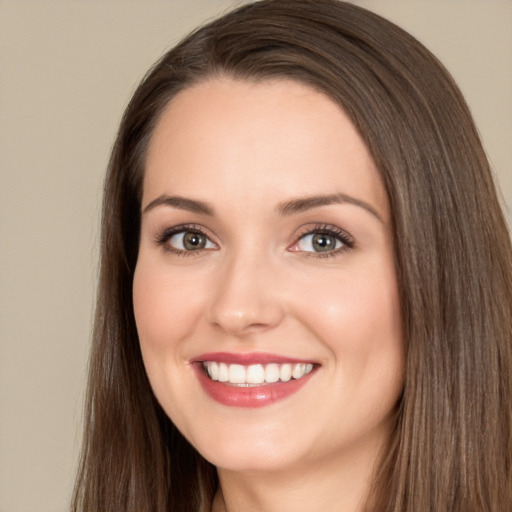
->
xmin=142 ymin=195 xmax=214 ymax=216
xmin=277 ymin=193 xmax=383 ymax=222
xmin=142 ymin=192 xmax=383 ymax=222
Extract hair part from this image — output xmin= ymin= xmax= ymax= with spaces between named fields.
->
xmin=72 ymin=1 xmax=512 ymax=510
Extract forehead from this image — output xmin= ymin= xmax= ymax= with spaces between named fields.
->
xmin=143 ymin=77 xmax=388 ymax=218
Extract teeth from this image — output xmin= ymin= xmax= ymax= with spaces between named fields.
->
xmin=229 ymin=364 xmax=246 ymax=384
xmin=218 ymin=362 xmax=229 ymax=382
xmin=292 ymin=363 xmax=305 ymax=379
xmin=203 ymin=361 xmax=314 ymax=386
xmin=247 ymin=364 xmax=265 ymax=384
xmin=265 ymin=363 xmax=280 ymax=383
xmin=280 ymin=363 xmax=292 ymax=382
xmin=208 ymin=361 xmax=219 ymax=381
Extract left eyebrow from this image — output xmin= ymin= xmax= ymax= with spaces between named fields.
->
xmin=276 ymin=193 xmax=383 ymax=222
xmin=142 ymin=194 xmax=215 ymax=216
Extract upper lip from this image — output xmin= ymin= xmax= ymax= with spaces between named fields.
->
xmin=190 ymin=352 xmax=318 ymax=365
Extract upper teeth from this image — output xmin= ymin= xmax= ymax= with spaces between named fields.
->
xmin=203 ymin=362 xmax=314 ymax=386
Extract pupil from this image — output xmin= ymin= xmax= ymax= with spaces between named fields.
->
xmin=184 ymin=232 xmax=205 ymax=250
xmin=312 ymin=234 xmax=334 ymax=252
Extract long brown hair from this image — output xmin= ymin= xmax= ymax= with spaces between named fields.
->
xmin=72 ymin=1 xmax=512 ymax=510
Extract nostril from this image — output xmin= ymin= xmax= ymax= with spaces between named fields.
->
xmin=211 ymin=314 xmax=272 ymax=335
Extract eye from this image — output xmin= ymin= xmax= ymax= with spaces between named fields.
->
xmin=289 ymin=225 xmax=354 ymax=256
xmin=155 ymin=225 xmax=217 ymax=254
xmin=297 ymin=232 xmax=342 ymax=253
xmin=170 ymin=230 xmax=215 ymax=251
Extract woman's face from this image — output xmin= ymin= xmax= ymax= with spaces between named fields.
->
xmin=133 ymin=77 xmax=403 ymax=474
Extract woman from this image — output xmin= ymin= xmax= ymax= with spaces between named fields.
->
xmin=72 ymin=1 xmax=512 ymax=510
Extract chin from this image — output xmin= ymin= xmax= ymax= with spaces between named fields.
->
xmin=186 ymin=419 xmax=306 ymax=473
xmin=205 ymin=446 xmax=297 ymax=474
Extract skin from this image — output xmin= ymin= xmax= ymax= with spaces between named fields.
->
xmin=133 ymin=77 xmax=404 ymax=512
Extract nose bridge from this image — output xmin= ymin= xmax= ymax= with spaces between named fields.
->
xmin=209 ymin=244 xmax=284 ymax=335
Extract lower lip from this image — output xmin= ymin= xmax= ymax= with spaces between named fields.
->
xmin=194 ymin=365 xmax=315 ymax=408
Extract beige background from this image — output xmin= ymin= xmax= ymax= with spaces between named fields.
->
xmin=0 ymin=1 xmax=510 ymax=511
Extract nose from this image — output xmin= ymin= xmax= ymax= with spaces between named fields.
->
xmin=208 ymin=251 xmax=285 ymax=337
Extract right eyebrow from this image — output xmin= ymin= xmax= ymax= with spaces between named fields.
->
xmin=142 ymin=194 xmax=215 ymax=216
xmin=276 ymin=192 xmax=384 ymax=223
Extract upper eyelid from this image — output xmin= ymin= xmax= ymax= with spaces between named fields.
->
xmin=154 ymin=224 xmax=216 ymax=245
xmin=294 ymin=223 xmax=354 ymax=242
xmin=158 ymin=223 xmax=211 ymax=236
xmin=297 ymin=224 xmax=345 ymax=236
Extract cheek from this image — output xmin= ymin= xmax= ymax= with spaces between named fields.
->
xmin=291 ymin=258 xmax=404 ymax=403
xmin=132 ymin=262 xmax=205 ymax=350
xmin=297 ymin=263 xmax=402 ymax=350
xmin=131 ymin=259 xmax=213 ymax=417
xmin=132 ymin=260 xmax=205 ymax=420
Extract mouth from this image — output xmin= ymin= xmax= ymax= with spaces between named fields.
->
xmin=202 ymin=361 xmax=314 ymax=386
xmin=191 ymin=352 xmax=318 ymax=407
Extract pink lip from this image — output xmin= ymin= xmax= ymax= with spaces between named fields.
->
xmin=191 ymin=351 xmax=315 ymax=365
xmin=191 ymin=352 xmax=318 ymax=408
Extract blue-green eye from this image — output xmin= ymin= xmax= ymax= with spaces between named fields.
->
xmin=297 ymin=232 xmax=343 ymax=253
xmin=289 ymin=225 xmax=355 ymax=257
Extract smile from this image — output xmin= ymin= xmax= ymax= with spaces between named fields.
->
xmin=203 ymin=361 xmax=314 ymax=386
xmin=192 ymin=353 xmax=318 ymax=408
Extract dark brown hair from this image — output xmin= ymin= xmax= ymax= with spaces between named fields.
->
xmin=72 ymin=1 xmax=512 ymax=510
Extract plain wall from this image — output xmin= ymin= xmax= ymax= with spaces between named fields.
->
xmin=0 ymin=1 xmax=510 ymax=511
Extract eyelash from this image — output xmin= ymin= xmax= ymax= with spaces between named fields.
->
xmin=154 ymin=224 xmax=213 ymax=257
xmin=154 ymin=223 xmax=355 ymax=258
xmin=294 ymin=224 xmax=355 ymax=258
